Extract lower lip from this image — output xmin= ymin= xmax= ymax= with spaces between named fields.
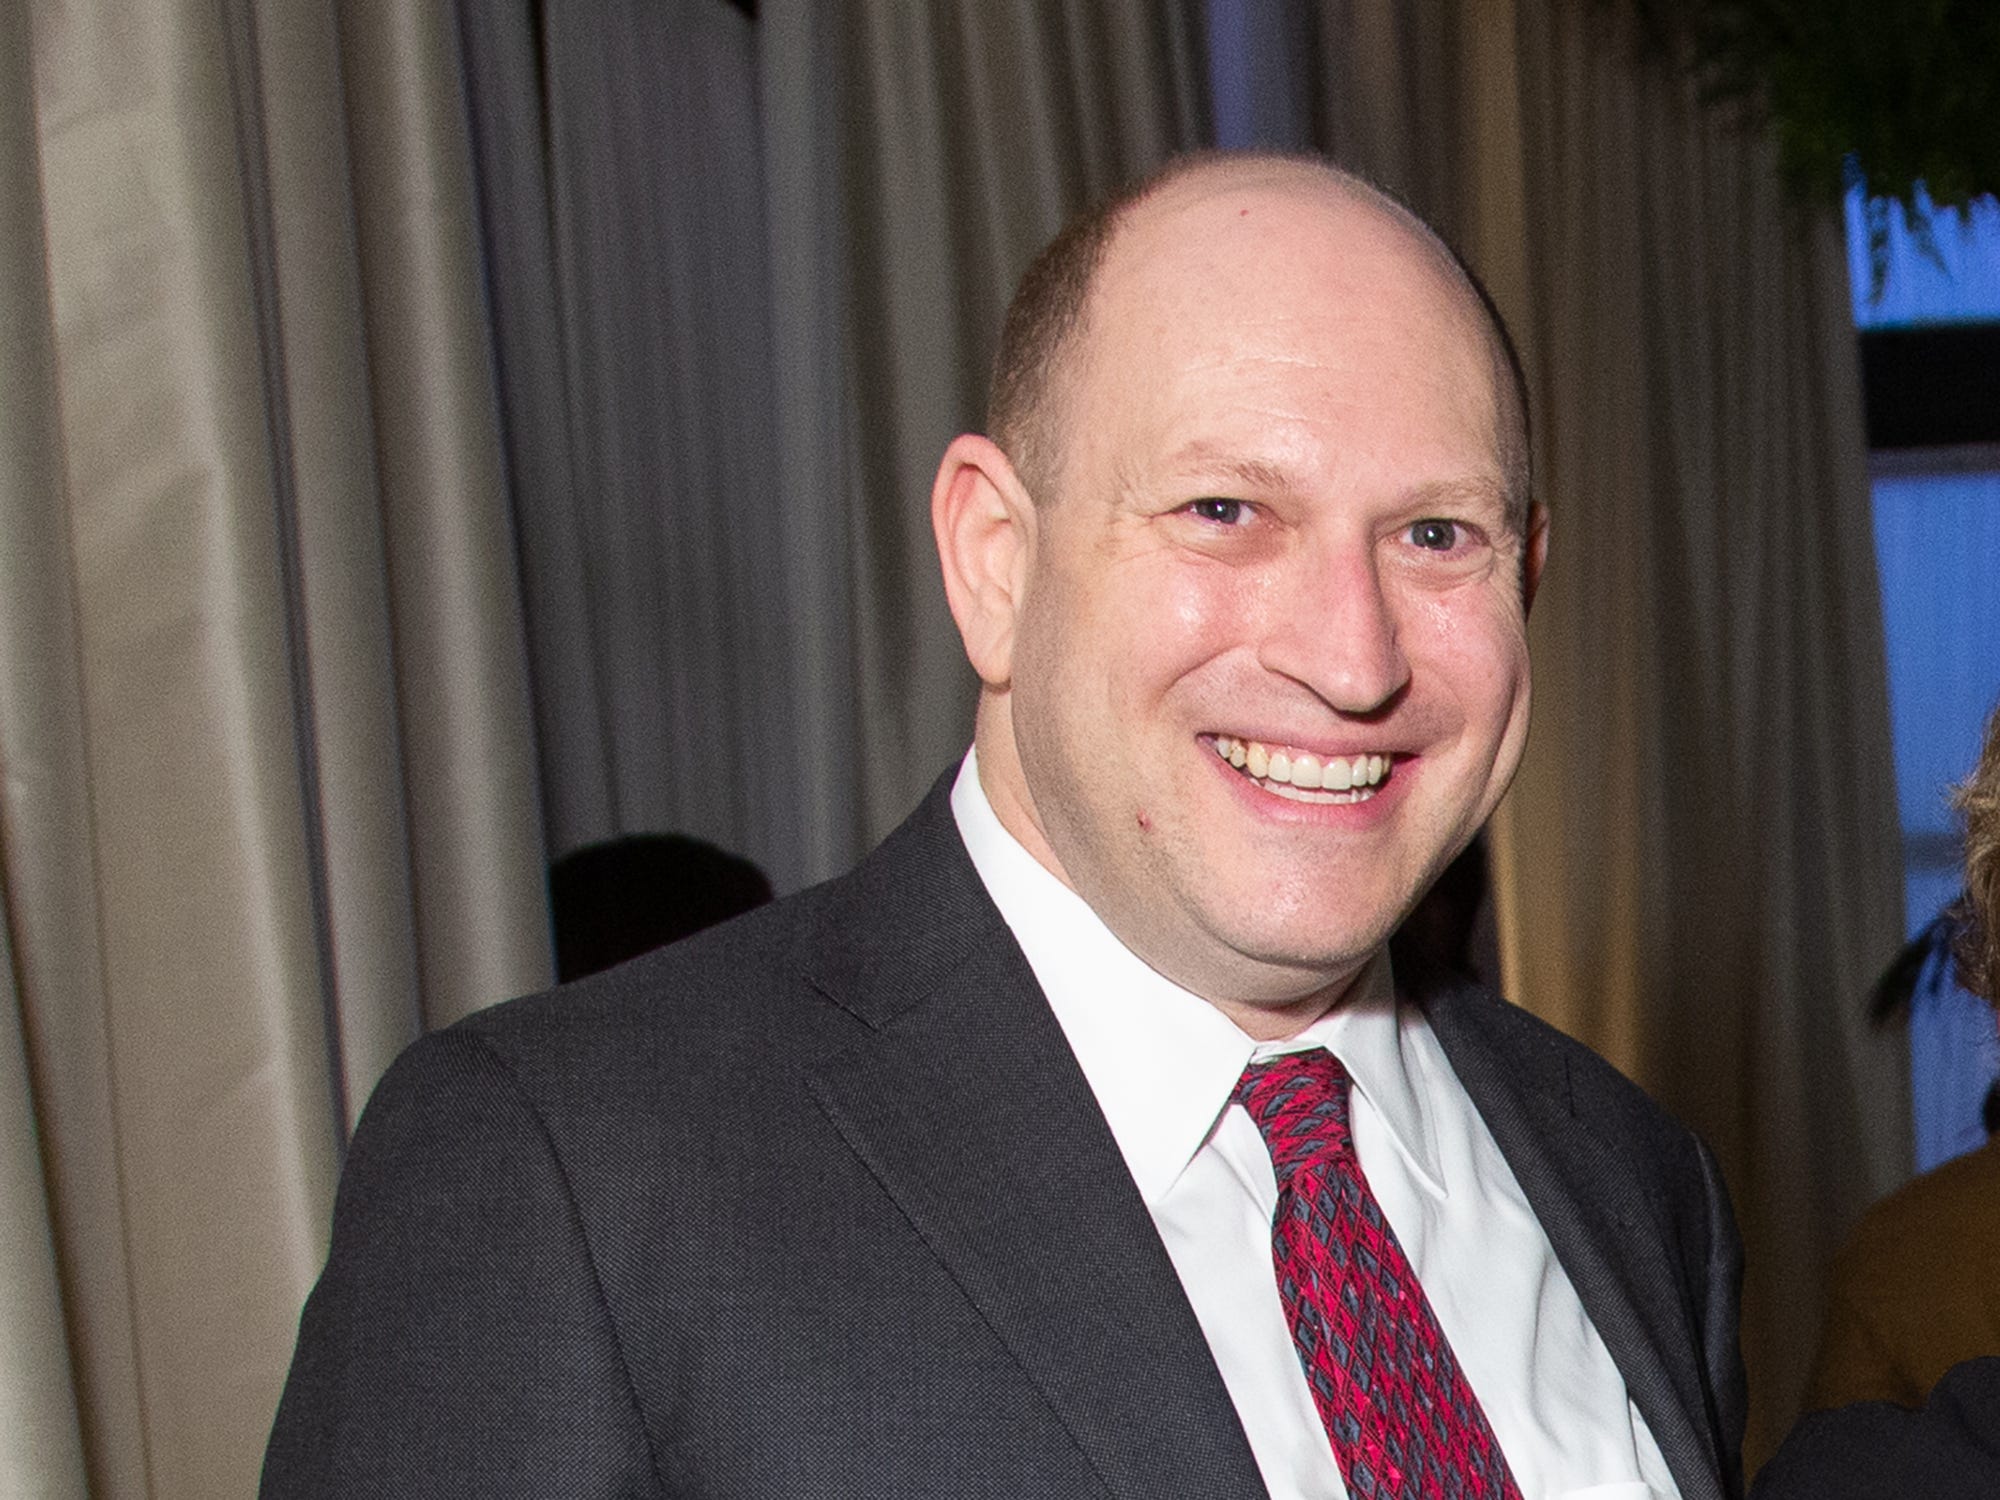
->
xmin=1204 ymin=743 xmax=1412 ymax=824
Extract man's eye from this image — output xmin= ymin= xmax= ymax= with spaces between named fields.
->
xmin=1408 ymin=518 xmax=1460 ymax=551
xmin=1188 ymin=498 xmax=1248 ymax=525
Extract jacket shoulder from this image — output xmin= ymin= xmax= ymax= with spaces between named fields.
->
xmin=462 ymin=879 xmax=835 ymax=1063
xmin=453 ymin=770 xmax=989 ymax=1080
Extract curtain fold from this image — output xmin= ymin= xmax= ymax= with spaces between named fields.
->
xmin=2 ymin=2 xmax=552 ymax=1492
xmin=21 ymin=5 xmax=343 ymax=1489
xmin=242 ymin=0 xmax=421 ymax=1128
xmin=336 ymin=1 xmax=552 ymax=1032
xmin=756 ymin=0 xmax=872 ymax=886
xmin=0 ymin=9 xmax=97 ymax=1493
xmin=0 ymin=899 xmax=90 ymax=1500
xmin=456 ymin=3 xmax=618 ymax=876
xmin=465 ymin=0 xmax=809 ymax=890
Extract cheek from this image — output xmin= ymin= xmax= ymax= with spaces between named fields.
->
xmin=1012 ymin=563 xmax=1093 ymax=691
xmin=1162 ymin=562 xmax=1237 ymax=629
xmin=1409 ymin=590 xmax=1530 ymax=684
xmin=1148 ymin=556 xmax=1267 ymax=661
xmin=1087 ymin=565 xmax=1239 ymax=702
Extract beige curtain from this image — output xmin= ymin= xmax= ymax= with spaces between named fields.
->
xmin=1278 ymin=0 xmax=1911 ymax=1467
xmin=0 ymin=2 xmax=550 ymax=1494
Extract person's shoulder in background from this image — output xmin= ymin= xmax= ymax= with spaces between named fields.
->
xmin=1807 ymin=1133 xmax=2000 ymax=1409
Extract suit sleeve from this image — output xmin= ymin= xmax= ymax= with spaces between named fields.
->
xmin=261 ymin=1027 xmax=660 ymax=1497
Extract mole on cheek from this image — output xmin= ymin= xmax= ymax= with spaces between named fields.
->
xmin=1137 ymin=810 xmax=1154 ymax=832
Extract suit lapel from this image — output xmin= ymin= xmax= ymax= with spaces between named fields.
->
xmin=1426 ymin=983 xmax=1725 ymax=1500
xmin=800 ymin=782 xmax=1268 ymax=1500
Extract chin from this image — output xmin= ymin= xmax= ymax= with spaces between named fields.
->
xmin=1191 ymin=908 xmax=1398 ymax=991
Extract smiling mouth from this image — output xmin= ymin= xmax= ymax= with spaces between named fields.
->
xmin=1208 ymin=735 xmax=1393 ymax=804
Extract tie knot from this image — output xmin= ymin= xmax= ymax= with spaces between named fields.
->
xmin=1233 ymin=1048 xmax=1354 ymax=1186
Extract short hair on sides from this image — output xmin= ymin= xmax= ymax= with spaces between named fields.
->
xmin=982 ymin=149 xmax=1534 ymax=522
xmin=983 ymin=178 xmax=1140 ymax=496
xmin=1951 ymin=699 xmax=2000 ymax=1003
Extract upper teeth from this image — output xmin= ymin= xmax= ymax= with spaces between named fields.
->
xmin=1212 ymin=736 xmax=1389 ymax=793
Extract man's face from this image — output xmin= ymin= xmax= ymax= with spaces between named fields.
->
xmin=979 ymin=169 xmax=1541 ymax=1022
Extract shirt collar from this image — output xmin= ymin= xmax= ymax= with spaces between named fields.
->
xmin=950 ymin=750 xmax=1446 ymax=1204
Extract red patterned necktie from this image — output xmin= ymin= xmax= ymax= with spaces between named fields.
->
xmin=1234 ymin=1050 xmax=1523 ymax=1500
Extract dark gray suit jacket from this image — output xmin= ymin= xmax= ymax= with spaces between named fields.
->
xmin=263 ymin=778 xmax=1746 ymax=1498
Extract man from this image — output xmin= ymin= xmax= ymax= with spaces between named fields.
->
xmin=264 ymin=153 xmax=1745 ymax=1499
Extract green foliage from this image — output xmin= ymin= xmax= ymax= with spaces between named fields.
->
xmin=1625 ymin=0 xmax=1999 ymax=290
xmin=1692 ymin=0 xmax=1997 ymax=208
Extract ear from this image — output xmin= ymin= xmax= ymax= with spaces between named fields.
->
xmin=1522 ymin=502 xmax=1550 ymax=615
xmin=932 ymin=433 xmax=1037 ymax=688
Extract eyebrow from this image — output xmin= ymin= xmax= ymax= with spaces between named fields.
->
xmin=1398 ymin=477 xmax=1513 ymax=513
xmin=1158 ymin=442 xmax=1298 ymax=494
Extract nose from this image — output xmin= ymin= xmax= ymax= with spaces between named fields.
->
xmin=1254 ymin=540 xmax=1411 ymax=715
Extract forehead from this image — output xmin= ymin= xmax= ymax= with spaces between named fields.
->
xmin=1101 ymin=166 xmax=1481 ymax=344
xmin=1061 ymin=168 xmax=1506 ymax=493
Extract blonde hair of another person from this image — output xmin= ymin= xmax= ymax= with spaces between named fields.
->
xmin=1950 ymin=701 xmax=2000 ymax=1005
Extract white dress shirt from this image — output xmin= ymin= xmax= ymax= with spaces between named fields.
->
xmin=951 ymin=752 xmax=1678 ymax=1500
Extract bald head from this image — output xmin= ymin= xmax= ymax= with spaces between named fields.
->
xmin=986 ymin=153 xmax=1531 ymax=525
